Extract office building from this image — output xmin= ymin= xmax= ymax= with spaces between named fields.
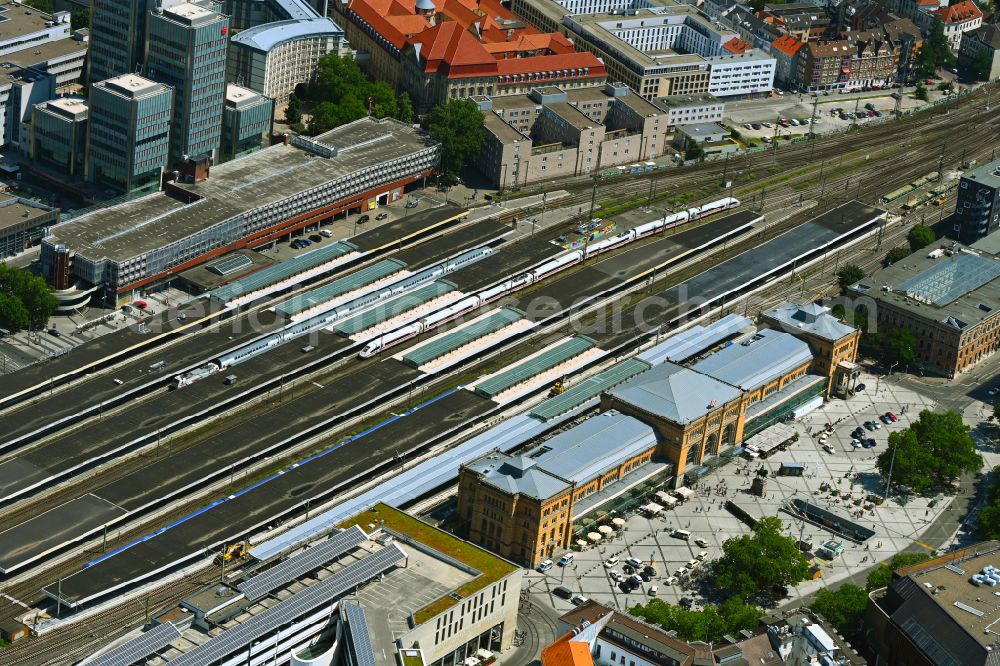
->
xmin=797 ymin=36 xmax=900 ymax=92
xmin=673 ymin=121 xmax=739 ymax=156
xmin=511 ymin=0 xmax=674 ymax=35
xmin=475 ymin=83 xmax=669 ymax=189
xmin=335 ymin=0 xmax=605 ymax=113
xmin=45 ymin=117 xmax=438 ymax=302
xmin=770 ymin=33 xmax=806 ymax=87
xmin=846 ymin=241 xmax=1000 ymax=377
xmin=88 ymin=0 xmax=147 ymax=83
xmin=959 ymin=24 xmax=1000 ymax=81
xmin=30 ymin=96 xmax=88 ymax=177
xmin=654 ymin=91 xmax=724 ymax=126
xmin=0 ymin=195 xmax=58 ymax=259
xmin=85 ymin=505 xmax=522 ymax=666
xmin=953 ymin=158 xmax=1000 ymax=244
xmin=866 ymin=540 xmax=1000 ymax=666
xmin=564 ymin=6 xmax=776 ymax=99
xmin=86 ymin=74 xmax=173 ymax=195
xmin=220 ymin=84 xmax=273 ymax=162
xmin=145 ymin=3 xmax=229 ymax=165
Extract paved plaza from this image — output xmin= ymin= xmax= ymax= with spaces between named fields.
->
xmin=523 ymin=369 xmax=1000 ymax=615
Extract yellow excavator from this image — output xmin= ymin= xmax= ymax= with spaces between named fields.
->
xmin=549 ymin=377 xmax=566 ymax=397
xmin=215 ymin=541 xmax=249 ymax=566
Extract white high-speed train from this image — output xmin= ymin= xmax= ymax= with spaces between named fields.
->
xmin=170 ymin=247 xmax=494 ymax=388
xmin=358 ymin=197 xmax=741 ymax=357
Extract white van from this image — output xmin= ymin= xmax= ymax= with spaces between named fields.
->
xmin=648 ymin=586 xmax=658 ymax=596
xmin=673 ymin=529 xmax=692 ymax=541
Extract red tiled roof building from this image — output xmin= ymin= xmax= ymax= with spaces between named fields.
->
xmin=335 ymin=0 xmax=606 ymax=112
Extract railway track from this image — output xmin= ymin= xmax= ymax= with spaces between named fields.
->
xmin=2 ymin=85 xmax=996 ymax=665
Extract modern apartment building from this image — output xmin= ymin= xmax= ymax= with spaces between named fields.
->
xmin=654 ymin=91 xmax=724 ymax=126
xmin=145 ymin=3 xmax=229 ymax=165
xmin=220 ymin=84 xmax=273 ymax=162
xmin=30 ymin=96 xmax=88 ymax=177
xmin=706 ymin=52 xmax=777 ymax=97
xmin=85 ymin=74 xmax=173 ymax=195
xmin=953 ymin=159 xmax=1000 ymax=244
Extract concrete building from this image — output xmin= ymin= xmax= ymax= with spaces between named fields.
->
xmin=30 ymin=96 xmax=87 ymax=177
xmin=220 ymin=84 xmax=273 ymax=162
xmin=145 ymin=3 xmax=229 ymax=165
xmin=86 ymin=505 xmax=522 ymax=666
xmin=511 ymin=0 xmax=676 ymax=34
xmin=770 ymin=33 xmax=806 ymax=88
xmin=474 ymin=83 xmax=669 ymax=189
xmin=86 ymin=74 xmax=173 ymax=196
xmin=228 ymin=17 xmax=351 ymax=103
xmin=458 ymin=411 xmax=660 ymax=567
xmin=335 ymin=0 xmax=604 ymax=113
xmin=958 ymin=24 xmax=1000 ymax=82
xmin=866 ymin=540 xmax=1000 ymax=666
xmin=654 ymin=91 xmax=724 ymax=126
xmin=953 ymin=158 xmax=1000 ymax=245
xmin=927 ymin=0 xmax=981 ymax=52
xmin=846 ymin=241 xmax=1000 ymax=377
xmin=0 ymin=194 xmax=58 ymax=259
xmin=45 ymin=116 xmax=438 ymax=302
xmin=706 ymin=51 xmax=777 ymax=97
xmin=673 ymin=121 xmax=739 ymax=156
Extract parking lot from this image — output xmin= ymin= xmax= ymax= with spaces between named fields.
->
xmin=523 ymin=370 xmax=966 ymax=614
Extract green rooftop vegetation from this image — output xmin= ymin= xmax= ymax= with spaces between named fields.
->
xmin=337 ymin=503 xmax=518 ymax=625
xmin=399 ymin=650 xmax=425 ymax=666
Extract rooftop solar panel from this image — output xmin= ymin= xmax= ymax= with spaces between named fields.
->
xmin=87 ymin=621 xmax=180 ymax=666
xmin=207 ymin=254 xmax=253 ymax=276
xmin=168 ymin=543 xmax=407 ymax=666
xmin=344 ymin=602 xmax=377 ymax=666
xmin=237 ymin=525 xmax=368 ymax=601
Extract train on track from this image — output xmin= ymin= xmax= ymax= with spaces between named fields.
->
xmin=359 ymin=197 xmax=741 ymax=357
xmin=170 ymin=247 xmax=493 ymax=389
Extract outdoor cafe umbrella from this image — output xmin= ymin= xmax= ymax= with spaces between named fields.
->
xmin=611 ymin=517 xmax=626 ymax=527
xmin=587 ymin=532 xmax=602 ymax=542
xmin=598 ymin=525 xmax=613 ymax=535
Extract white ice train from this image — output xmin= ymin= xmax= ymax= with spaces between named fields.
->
xmin=358 ymin=197 xmax=742 ymax=357
xmin=170 ymin=247 xmax=494 ymax=388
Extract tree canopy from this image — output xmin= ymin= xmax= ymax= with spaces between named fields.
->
xmin=914 ymin=80 xmax=929 ymax=102
xmin=297 ymin=55 xmax=413 ymax=135
xmin=885 ymin=246 xmax=910 ymax=265
xmin=713 ymin=517 xmax=811 ymax=599
xmin=811 ymin=584 xmax=870 ymax=638
xmin=914 ymin=21 xmax=956 ymax=77
xmin=71 ymin=8 xmax=89 ymax=31
xmin=284 ymin=94 xmax=302 ymax=125
xmin=876 ymin=410 xmax=983 ymax=493
xmin=836 ymin=264 xmax=865 ymax=290
xmin=865 ymin=552 xmax=931 ymax=590
xmin=0 ymin=263 xmax=56 ymax=331
xmin=977 ymin=466 xmax=1000 ymax=541
xmin=629 ymin=597 xmax=763 ymax=643
xmin=970 ymin=47 xmax=993 ymax=82
xmin=877 ymin=327 xmax=916 ymax=367
xmin=908 ymin=224 xmax=935 ymax=252
xmin=421 ymin=99 xmax=485 ymax=179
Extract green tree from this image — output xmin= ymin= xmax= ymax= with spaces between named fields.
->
xmin=685 ymin=145 xmax=705 ymax=161
xmin=908 ymin=224 xmax=935 ymax=252
xmin=993 ymin=401 xmax=1000 ymax=421
xmin=422 ymin=99 xmax=485 ymax=179
xmin=713 ymin=517 xmax=811 ymax=599
xmin=836 ymin=263 xmax=865 ymax=289
xmin=970 ymin=48 xmax=993 ymax=81
xmin=876 ymin=410 xmax=983 ymax=493
xmin=914 ymin=20 xmax=956 ymax=77
xmin=0 ymin=293 xmax=29 ymax=332
xmin=308 ymin=97 xmax=367 ymax=135
xmin=22 ymin=0 xmax=54 ymax=12
xmin=936 ymin=81 xmax=954 ymax=92
xmin=0 ymin=263 xmax=56 ymax=328
xmin=284 ymin=94 xmax=302 ymax=125
xmin=811 ymin=584 xmax=869 ymax=637
xmin=395 ymin=91 xmax=415 ymax=124
xmin=978 ymin=467 xmax=1000 ymax=539
xmin=880 ymin=327 xmax=916 ymax=366
xmin=71 ymin=8 xmax=89 ymax=31
xmin=309 ymin=54 xmax=368 ymax=103
xmin=885 ymin=246 xmax=910 ymax=265
xmin=866 ymin=552 xmax=931 ymax=590
xmin=629 ymin=597 xmax=763 ymax=643
xmin=914 ymin=80 xmax=929 ymax=101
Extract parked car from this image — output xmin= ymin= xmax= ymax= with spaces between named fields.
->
xmin=866 ymin=438 xmax=877 ymax=448
xmin=623 ymin=564 xmax=635 ymax=575
xmin=696 ymin=551 xmax=708 ymax=560
xmin=855 ymin=383 xmax=866 ymax=392
xmin=679 ymin=597 xmax=694 ymax=609
xmin=405 ymin=200 xmax=419 ymax=209
xmin=664 ymin=576 xmax=678 ymax=585
xmin=309 ymin=234 xmax=322 ymax=243
xmin=553 ymin=586 xmax=573 ymax=599
xmin=609 ymin=570 xmax=624 ymax=582
xmin=761 ymin=122 xmax=773 ymax=128
xmin=376 ymin=212 xmax=389 ymax=220
xmin=48 ymin=328 xmax=61 ymax=337
xmin=695 ymin=538 xmax=709 ymax=548
xmin=558 ymin=553 xmax=574 ymax=566
xmin=865 ymin=102 xmax=876 ymax=110
xmin=851 ymin=438 xmax=862 ymax=448
xmin=358 ymin=214 xmax=370 ymax=224
xmin=570 ymin=594 xmax=588 ymax=606
xmin=648 ymin=586 xmax=658 ymax=596
xmin=604 ymin=556 xmax=620 ymax=568
xmin=537 ymin=559 xmax=553 ymax=572
xmin=319 ymin=229 xmax=333 ymax=238
xmin=822 ymin=443 xmax=835 ymax=454
xmin=762 ymin=136 xmax=772 ymax=144
xmin=988 ymin=387 xmax=999 ymax=396
xmin=626 ymin=557 xmax=643 ymax=568
xmin=886 ymin=411 xmax=898 ymax=422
